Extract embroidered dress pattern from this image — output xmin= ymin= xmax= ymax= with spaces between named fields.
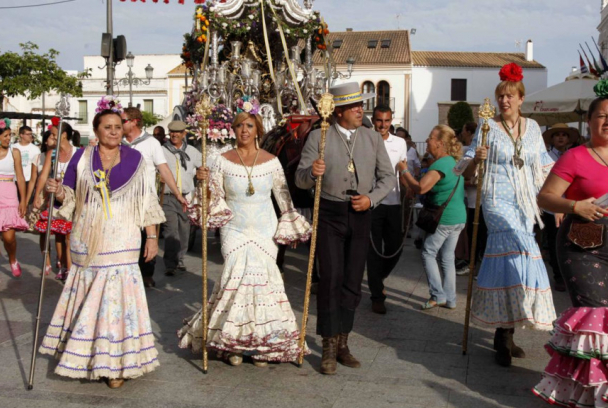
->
xmin=178 ymin=156 xmax=311 ymax=362
xmin=39 ymin=147 xmax=165 ymax=380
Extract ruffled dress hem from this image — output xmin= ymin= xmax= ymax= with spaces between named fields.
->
xmin=534 ymin=308 xmax=608 ymax=407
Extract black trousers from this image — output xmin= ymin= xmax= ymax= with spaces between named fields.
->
xmin=542 ymin=212 xmax=563 ymax=282
xmin=139 ymin=229 xmax=156 ymax=278
xmin=366 ymin=204 xmax=402 ymax=301
xmin=316 ymin=199 xmax=372 ymax=337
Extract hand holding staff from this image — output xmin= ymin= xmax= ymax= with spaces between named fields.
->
xmin=196 ymin=94 xmax=213 ymax=374
xmin=28 ymin=95 xmax=71 ymax=390
xmin=462 ymin=98 xmax=495 ymax=355
xmin=298 ymin=93 xmax=335 ymax=366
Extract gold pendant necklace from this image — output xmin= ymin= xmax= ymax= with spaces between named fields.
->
xmin=335 ymin=124 xmax=358 ymax=173
xmin=98 ymin=147 xmax=120 ymax=197
xmin=235 ymin=147 xmax=260 ymax=196
xmin=500 ymin=114 xmax=524 ymax=169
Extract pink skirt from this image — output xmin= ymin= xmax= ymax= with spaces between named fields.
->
xmin=0 ymin=179 xmax=28 ymax=232
xmin=34 ymin=210 xmax=72 ymax=235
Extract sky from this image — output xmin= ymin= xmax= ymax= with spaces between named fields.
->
xmin=0 ymin=0 xmax=602 ymax=86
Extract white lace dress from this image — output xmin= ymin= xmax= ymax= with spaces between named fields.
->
xmin=178 ymin=155 xmax=311 ymax=362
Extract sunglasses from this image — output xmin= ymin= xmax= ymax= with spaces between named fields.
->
xmin=122 ymin=119 xmax=132 ymax=124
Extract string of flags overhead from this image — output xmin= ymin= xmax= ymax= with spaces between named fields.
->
xmin=578 ymin=37 xmax=608 ymax=77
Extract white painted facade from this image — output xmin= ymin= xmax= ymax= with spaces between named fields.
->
xmin=409 ymin=66 xmax=547 ymax=141
xmin=3 ymin=54 xmax=190 ymax=141
xmin=330 ymin=63 xmax=411 ymax=129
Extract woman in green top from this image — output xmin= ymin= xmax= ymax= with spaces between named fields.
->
xmin=400 ymin=125 xmax=466 ymax=310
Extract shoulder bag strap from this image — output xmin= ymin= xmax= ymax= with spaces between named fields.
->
xmin=439 ymin=176 xmax=461 ymax=210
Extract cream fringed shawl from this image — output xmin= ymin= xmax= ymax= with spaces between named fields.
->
xmin=466 ymin=118 xmax=554 ymax=228
xmin=57 ymin=146 xmax=165 ymax=267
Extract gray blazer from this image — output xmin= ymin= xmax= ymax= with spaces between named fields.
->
xmin=295 ymin=124 xmax=394 ymax=206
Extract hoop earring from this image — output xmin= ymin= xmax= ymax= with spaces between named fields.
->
xmin=255 ymin=135 xmax=260 ymax=150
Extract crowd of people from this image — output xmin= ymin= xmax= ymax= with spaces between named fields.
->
xmin=1 ymin=62 xmax=607 ymax=406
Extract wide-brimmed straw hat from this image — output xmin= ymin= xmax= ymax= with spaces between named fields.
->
xmin=542 ymin=123 xmax=580 ymax=146
xmin=329 ymin=82 xmax=375 ymax=107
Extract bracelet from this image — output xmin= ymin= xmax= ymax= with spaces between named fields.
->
xmin=572 ymin=201 xmax=578 ymax=214
xmin=399 ymin=168 xmax=410 ymax=176
xmin=146 ymin=235 xmax=158 ymax=240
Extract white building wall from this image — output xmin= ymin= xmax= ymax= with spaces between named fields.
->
xmin=331 ymin=64 xmax=411 ymax=129
xmin=410 ymin=66 xmax=547 ymax=142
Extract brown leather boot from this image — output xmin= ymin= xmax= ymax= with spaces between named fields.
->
xmin=494 ymin=328 xmax=512 ymax=367
xmin=321 ymin=336 xmax=338 ymax=375
xmin=509 ymin=328 xmax=526 ymax=358
xmin=493 ymin=328 xmax=526 ymax=358
xmin=337 ymin=333 xmax=361 ymax=368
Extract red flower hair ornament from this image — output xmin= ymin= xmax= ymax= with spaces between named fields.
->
xmin=499 ymin=63 xmax=524 ymax=82
xmin=50 ymin=116 xmax=60 ymax=127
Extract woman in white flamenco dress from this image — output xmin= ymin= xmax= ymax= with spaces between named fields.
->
xmin=178 ymin=112 xmax=311 ymax=366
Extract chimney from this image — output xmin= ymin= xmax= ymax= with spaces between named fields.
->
xmin=346 ymin=28 xmax=353 ymax=32
xmin=525 ymin=39 xmax=533 ymax=62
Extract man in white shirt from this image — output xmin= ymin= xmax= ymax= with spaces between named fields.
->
xmin=12 ymin=125 xmax=40 ymax=198
xmin=366 ymin=106 xmax=408 ymax=314
xmin=396 ymin=128 xmax=421 ymax=176
xmin=161 ymin=121 xmax=202 ymax=276
xmin=121 ymin=107 xmax=186 ymax=288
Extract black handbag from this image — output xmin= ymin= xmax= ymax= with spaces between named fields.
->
xmin=416 ymin=178 xmax=461 ymax=234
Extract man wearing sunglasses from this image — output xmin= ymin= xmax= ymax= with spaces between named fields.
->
xmin=121 ymin=107 xmax=187 ymax=288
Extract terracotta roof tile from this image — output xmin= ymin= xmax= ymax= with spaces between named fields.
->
xmin=412 ymin=51 xmax=545 ymax=69
xmin=168 ymin=64 xmax=188 ymax=75
xmin=311 ymin=30 xmax=411 ymax=65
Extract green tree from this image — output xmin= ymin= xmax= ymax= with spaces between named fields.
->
xmin=447 ymin=101 xmax=474 ymax=134
xmin=0 ymin=42 xmax=90 ymax=108
xmin=141 ymin=110 xmax=163 ymax=129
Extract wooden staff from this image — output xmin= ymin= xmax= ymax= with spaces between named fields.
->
xmin=297 ymin=93 xmax=335 ymax=366
xmin=156 ymin=173 xmax=165 ymax=236
xmin=196 ymin=95 xmax=212 ymax=374
xmin=28 ymin=95 xmax=70 ymax=390
xmin=462 ymin=98 xmax=495 ymax=355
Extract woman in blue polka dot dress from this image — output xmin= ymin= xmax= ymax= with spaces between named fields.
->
xmin=464 ymin=63 xmax=556 ymax=367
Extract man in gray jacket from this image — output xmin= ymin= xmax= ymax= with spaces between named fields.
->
xmin=296 ymin=82 xmax=394 ymax=375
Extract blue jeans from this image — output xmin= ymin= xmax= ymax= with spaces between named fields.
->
xmin=421 ymin=223 xmax=465 ymax=308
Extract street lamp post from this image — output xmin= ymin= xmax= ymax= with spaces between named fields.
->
xmin=114 ymin=52 xmax=154 ymax=107
xmin=330 ymin=55 xmax=356 ymax=86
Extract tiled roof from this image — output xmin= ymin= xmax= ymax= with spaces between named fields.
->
xmin=311 ymin=30 xmax=411 ymax=65
xmin=412 ymin=51 xmax=545 ymax=69
xmin=168 ymin=64 xmax=188 ymax=75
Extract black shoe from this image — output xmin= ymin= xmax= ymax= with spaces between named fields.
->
xmin=177 ymin=262 xmax=186 ymax=271
xmin=165 ymin=269 xmax=176 ymax=276
xmin=143 ymin=277 xmax=155 ymax=288
xmin=371 ymin=299 xmax=387 ymax=314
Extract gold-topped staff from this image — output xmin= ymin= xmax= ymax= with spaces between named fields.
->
xmin=196 ymin=94 xmax=213 ymax=374
xmin=156 ymin=173 xmax=165 ymax=237
xmin=297 ymin=93 xmax=335 ymax=366
xmin=462 ymin=98 xmax=495 ymax=355
xmin=28 ymin=95 xmax=70 ymax=390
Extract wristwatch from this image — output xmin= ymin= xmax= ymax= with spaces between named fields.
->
xmin=399 ymin=168 xmax=410 ymax=176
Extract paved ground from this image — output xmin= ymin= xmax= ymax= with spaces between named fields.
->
xmin=0 ymin=230 xmax=570 ymax=408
